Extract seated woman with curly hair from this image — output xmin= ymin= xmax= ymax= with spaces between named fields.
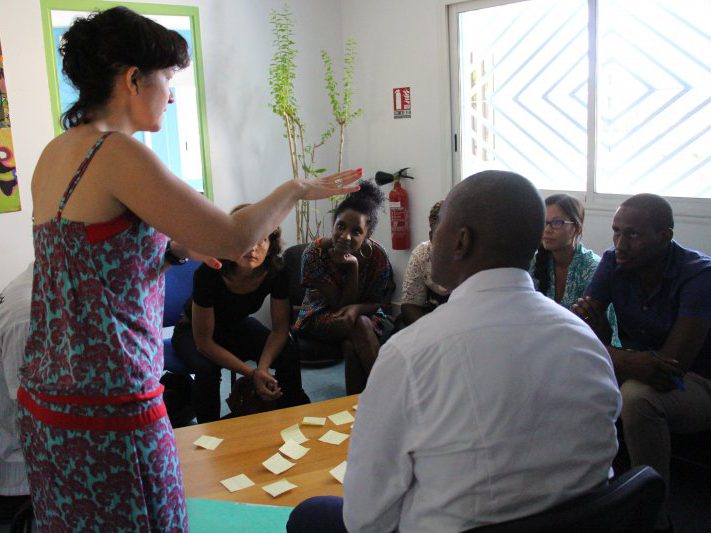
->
xmin=172 ymin=205 xmax=309 ymax=423
xmin=293 ymin=181 xmax=394 ymax=394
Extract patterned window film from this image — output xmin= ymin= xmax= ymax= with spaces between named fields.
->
xmin=453 ymin=0 xmax=711 ymax=199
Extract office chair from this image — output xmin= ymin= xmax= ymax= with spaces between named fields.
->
xmin=465 ymin=465 xmax=664 ymax=533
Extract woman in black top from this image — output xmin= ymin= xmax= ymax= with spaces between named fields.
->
xmin=172 ymin=206 xmax=308 ymax=423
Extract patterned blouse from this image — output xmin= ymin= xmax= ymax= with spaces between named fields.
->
xmin=401 ymin=241 xmax=449 ymax=308
xmin=530 ymin=242 xmax=619 ymax=345
xmin=293 ymin=238 xmax=393 ymax=333
xmin=531 ymin=243 xmax=600 ymax=309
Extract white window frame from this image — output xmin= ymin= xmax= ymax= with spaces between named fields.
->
xmin=448 ymin=0 xmax=711 ymax=219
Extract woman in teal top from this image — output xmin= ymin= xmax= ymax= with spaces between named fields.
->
xmin=531 ymin=194 xmax=618 ymax=344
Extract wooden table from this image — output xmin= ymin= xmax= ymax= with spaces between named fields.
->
xmin=175 ymin=395 xmax=358 ymax=507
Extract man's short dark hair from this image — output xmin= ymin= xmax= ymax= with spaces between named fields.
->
xmin=620 ymin=194 xmax=674 ymax=231
xmin=452 ymin=170 xmax=544 ymax=268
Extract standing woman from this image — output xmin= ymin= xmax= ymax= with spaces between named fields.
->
xmin=173 ymin=205 xmax=309 ymax=423
xmin=293 ymin=181 xmax=393 ymax=394
xmin=17 ymin=7 xmax=359 ymax=531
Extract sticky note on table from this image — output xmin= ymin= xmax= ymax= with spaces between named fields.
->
xmin=279 ymin=440 xmax=310 ymax=461
xmin=193 ymin=435 xmax=224 ymax=450
xmin=280 ymin=424 xmax=308 ymax=445
xmin=263 ymin=453 xmax=296 ymax=475
xmin=328 ymin=410 xmax=355 ymax=426
xmin=262 ymin=479 xmax=298 ymax=498
xmin=220 ymin=473 xmax=255 ymax=492
xmin=329 ymin=461 xmax=347 ymax=484
xmin=319 ymin=430 xmax=350 ymax=445
xmin=302 ymin=416 xmax=326 ymax=426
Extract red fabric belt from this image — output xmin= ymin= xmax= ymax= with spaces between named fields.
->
xmin=17 ymin=386 xmax=167 ymax=432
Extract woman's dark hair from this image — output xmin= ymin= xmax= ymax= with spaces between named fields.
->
xmin=220 ymin=204 xmax=284 ymax=277
xmin=428 ymin=200 xmax=443 ymax=231
xmin=533 ymin=193 xmax=585 ymax=295
xmin=333 ymin=180 xmax=385 ymax=237
xmin=59 ymin=6 xmax=190 ymax=129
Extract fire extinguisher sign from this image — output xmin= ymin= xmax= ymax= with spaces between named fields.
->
xmin=393 ymin=87 xmax=411 ymax=119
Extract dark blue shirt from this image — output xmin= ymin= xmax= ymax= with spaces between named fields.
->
xmin=585 ymin=241 xmax=711 ymax=379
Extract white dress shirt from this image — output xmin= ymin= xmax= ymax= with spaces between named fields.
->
xmin=0 ymin=263 xmax=33 ymax=495
xmin=344 ymin=268 xmax=621 ymax=533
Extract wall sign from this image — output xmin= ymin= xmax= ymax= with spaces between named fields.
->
xmin=393 ymin=87 xmax=411 ymax=119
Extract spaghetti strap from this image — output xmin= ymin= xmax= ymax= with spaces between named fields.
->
xmin=56 ymin=132 xmax=114 ymax=219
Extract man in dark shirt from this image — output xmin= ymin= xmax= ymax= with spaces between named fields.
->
xmin=574 ymin=193 xmax=711 ymax=531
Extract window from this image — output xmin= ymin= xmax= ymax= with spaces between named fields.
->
xmin=40 ymin=0 xmax=213 ymax=197
xmin=450 ymin=0 xmax=711 ymax=206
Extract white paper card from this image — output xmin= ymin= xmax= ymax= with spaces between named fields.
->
xmin=302 ymin=416 xmax=327 ymax=426
xmin=279 ymin=440 xmax=310 ymax=461
xmin=262 ymin=453 xmax=296 ymax=475
xmin=280 ymin=424 xmax=308 ymax=444
xmin=319 ymin=430 xmax=350 ymax=445
xmin=328 ymin=410 xmax=355 ymax=425
xmin=329 ymin=461 xmax=347 ymax=484
xmin=220 ymin=474 xmax=255 ymax=492
xmin=193 ymin=435 xmax=224 ymax=450
xmin=262 ymin=479 xmax=298 ymax=498
xmin=352 ymin=404 xmax=358 ymax=410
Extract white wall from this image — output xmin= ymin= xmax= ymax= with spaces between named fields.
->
xmin=342 ymin=0 xmax=710 ymax=295
xmin=0 ymin=0 xmax=344 ymax=288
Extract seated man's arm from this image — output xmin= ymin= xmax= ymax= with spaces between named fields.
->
xmin=344 ymin=344 xmax=414 ymax=533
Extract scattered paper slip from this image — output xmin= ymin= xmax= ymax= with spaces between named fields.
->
xmin=302 ymin=416 xmax=327 ymax=426
xmin=279 ymin=440 xmax=310 ymax=461
xmin=262 ymin=479 xmax=298 ymax=498
xmin=329 ymin=461 xmax=347 ymax=484
xmin=263 ymin=453 xmax=296 ymax=475
xmin=352 ymin=404 xmax=358 ymax=410
xmin=193 ymin=435 xmax=224 ymax=450
xmin=328 ymin=410 xmax=355 ymax=426
xmin=280 ymin=424 xmax=308 ymax=445
xmin=319 ymin=430 xmax=350 ymax=445
xmin=220 ymin=473 xmax=255 ymax=492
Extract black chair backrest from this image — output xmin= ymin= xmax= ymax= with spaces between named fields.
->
xmin=283 ymin=243 xmax=309 ymax=323
xmin=466 ymin=466 xmax=665 ymax=533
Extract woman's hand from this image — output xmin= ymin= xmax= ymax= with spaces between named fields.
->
xmin=297 ymin=169 xmax=362 ymax=200
xmin=328 ymin=245 xmax=358 ymax=266
xmin=252 ymin=368 xmax=282 ymax=402
xmin=332 ymin=304 xmax=361 ymax=328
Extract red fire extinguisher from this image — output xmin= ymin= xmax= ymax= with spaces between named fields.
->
xmin=375 ymin=168 xmax=414 ymax=250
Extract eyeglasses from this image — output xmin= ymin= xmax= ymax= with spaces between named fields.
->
xmin=545 ymin=218 xmax=576 ymax=230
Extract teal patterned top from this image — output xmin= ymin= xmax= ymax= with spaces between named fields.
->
xmin=531 ymin=243 xmax=599 ymax=309
xmin=530 ymin=243 xmax=620 ymax=346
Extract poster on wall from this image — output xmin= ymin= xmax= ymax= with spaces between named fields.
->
xmin=0 ymin=39 xmax=21 ymax=214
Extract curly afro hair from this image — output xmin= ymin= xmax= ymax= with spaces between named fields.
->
xmin=333 ymin=180 xmax=386 ymax=237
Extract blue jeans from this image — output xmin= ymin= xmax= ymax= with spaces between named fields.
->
xmin=287 ymin=496 xmax=347 ymax=533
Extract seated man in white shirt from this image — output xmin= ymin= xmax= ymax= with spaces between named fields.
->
xmin=0 ymin=264 xmax=32 ymax=520
xmin=287 ymin=171 xmax=622 ymax=533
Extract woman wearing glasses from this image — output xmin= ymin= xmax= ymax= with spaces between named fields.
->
xmin=531 ymin=194 xmax=601 ymax=308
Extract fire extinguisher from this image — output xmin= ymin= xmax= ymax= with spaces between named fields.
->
xmin=375 ymin=168 xmax=414 ymax=250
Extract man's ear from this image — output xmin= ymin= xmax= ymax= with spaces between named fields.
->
xmin=452 ymin=226 xmax=474 ymax=261
xmin=660 ymin=227 xmax=673 ymax=244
